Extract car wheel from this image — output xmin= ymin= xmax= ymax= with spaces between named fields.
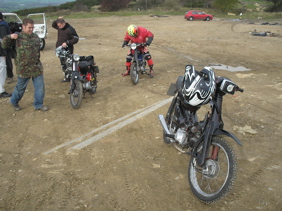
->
xmin=40 ymin=39 xmax=45 ymax=51
xmin=205 ymin=17 xmax=210 ymax=21
xmin=189 ymin=17 xmax=194 ymax=21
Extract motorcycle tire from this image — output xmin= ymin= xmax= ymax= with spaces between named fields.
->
xmin=90 ymin=86 xmax=97 ymax=94
xmin=188 ymin=136 xmax=238 ymax=204
xmin=130 ymin=62 xmax=139 ymax=85
xmin=163 ymin=96 xmax=178 ymax=144
xmin=70 ymin=79 xmax=83 ymax=109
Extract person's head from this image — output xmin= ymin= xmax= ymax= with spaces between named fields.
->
xmin=0 ymin=12 xmax=3 ymax=20
xmin=56 ymin=18 xmax=66 ymax=29
xmin=127 ymin=25 xmax=138 ymax=37
xmin=22 ymin=18 xmax=34 ymax=35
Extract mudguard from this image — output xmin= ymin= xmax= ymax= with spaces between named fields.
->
xmin=214 ymin=128 xmax=243 ymax=146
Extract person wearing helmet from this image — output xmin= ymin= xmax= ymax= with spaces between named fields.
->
xmin=121 ymin=25 xmax=154 ymax=77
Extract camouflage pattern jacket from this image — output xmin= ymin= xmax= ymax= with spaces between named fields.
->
xmin=2 ymin=32 xmax=43 ymax=78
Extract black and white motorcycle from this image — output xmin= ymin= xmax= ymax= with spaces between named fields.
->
xmin=158 ymin=65 xmax=244 ymax=203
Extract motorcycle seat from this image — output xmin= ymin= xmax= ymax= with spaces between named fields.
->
xmin=79 ymin=60 xmax=94 ymax=68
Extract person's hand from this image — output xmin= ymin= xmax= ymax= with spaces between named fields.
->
xmin=58 ymin=16 xmax=63 ymax=19
xmin=62 ymin=42 xmax=67 ymax=48
xmin=10 ymin=34 xmax=18 ymax=40
xmin=122 ymin=41 xmax=128 ymax=48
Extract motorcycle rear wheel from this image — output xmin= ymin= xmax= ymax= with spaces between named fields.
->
xmin=130 ymin=62 xmax=139 ymax=85
xmin=70 ymin=79 xmax=83 ymax=109
xmin=188 ymin=136 xmax=238 ymax=204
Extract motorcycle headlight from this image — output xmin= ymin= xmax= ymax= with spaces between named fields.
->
xmin=55 ymin=46 xmax=62 ymax=57
xmin=73 ymin=54 xmax=80 ymax=61
xmin=131 ymin=43 xmax=137 ymax=50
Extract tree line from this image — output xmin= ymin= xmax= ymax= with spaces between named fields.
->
xmin=14 ymin=0 xmax=282 ymax=16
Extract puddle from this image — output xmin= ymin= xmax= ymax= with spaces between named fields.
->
xmin=209 ymin=64 xmax=251 ymax=72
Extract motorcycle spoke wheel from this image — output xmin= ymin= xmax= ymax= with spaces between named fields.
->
xmin=130 ymin=63 xmax=139 ymax=85
xmin=70 ymin=79 xmax=83 ymax=109
xmin=188 ymin=137 xmax=238 ymax=204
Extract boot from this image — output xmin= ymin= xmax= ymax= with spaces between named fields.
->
xmin=122 ymin=66 xmax=130 ymax=76
xmin=149 ymin=65 xmax=154 ymax=78
xmin=61 ymin=72 xmax=70 ymax=82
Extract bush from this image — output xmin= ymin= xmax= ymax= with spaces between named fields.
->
xmin=100 ymin=0 xmax=131 ymax=11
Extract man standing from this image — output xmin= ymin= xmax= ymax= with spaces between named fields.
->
xmin=2 ymin=18 xmax=48 ymax=111
xmin=0 ymin=11 xmax=12 ymax=98
xmin=52 ymin=17 xmax=79 ymax=82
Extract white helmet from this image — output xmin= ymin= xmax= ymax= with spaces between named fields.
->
xmin=182 ymin=65 xmax=216 ymax=106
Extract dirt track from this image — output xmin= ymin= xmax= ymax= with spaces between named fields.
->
xmin=0 ymin=15 xmax=282 ymax=210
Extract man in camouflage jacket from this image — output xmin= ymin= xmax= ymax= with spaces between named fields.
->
xmin=2 ymin=18 xmax=48 ymax=111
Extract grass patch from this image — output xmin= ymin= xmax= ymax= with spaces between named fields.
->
xmin=44 ymin=6 xmax=281 ymax=22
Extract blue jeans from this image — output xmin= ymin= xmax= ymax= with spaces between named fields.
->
xmin=10 ymin=75 xmax=45 ymax=109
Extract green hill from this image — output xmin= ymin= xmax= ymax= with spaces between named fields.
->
xmin=0 ymin=0 xmax=75 ymax=12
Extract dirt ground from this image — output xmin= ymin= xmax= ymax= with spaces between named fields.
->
xmin=0 ymin=15 xmax=282 ymax=211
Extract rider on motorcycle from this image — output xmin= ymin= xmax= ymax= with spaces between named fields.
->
xmin=121 ymin=25 xmax=154 ymax=77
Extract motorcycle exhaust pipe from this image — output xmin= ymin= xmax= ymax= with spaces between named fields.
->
xmin=158 ymin=115 xmax=175 ymax=139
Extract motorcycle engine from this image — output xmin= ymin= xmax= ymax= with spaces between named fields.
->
xmin=83 ymin=81 xmax=91 ymax=90
xmin=175 ymin=128 xmax=187 ymax=145
xmin=173 ymin=103 xmax=201 ymax=148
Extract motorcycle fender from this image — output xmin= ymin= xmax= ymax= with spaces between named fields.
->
xmin=214 ymin=128 xmax=243 ymax=146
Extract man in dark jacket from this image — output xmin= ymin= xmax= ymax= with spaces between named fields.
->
xmin=0 ymin=11 xmax=12 ymax=98
xmin=52 ymin=17 xmax=79 ymax=82
xmin=0 ymin=12 xmax=14 ymax=84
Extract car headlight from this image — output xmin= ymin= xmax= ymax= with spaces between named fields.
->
xmin=73 ymin=54 xmax=80 ymax=61
xmin=131 ymin=43 xmax=137 ymax=50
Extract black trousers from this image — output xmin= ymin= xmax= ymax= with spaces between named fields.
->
xmin=6 ymin=48 xmax=13 ymax=78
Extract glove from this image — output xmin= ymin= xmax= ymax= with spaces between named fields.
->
xmin=122 ymin=41 xmax=128 ymax=48
xmin=145 ymin=37 xmax=153 ymax=46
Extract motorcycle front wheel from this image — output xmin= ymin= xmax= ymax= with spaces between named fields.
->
xmin=188 ymin=136 xmax=238 ymax=204
xmin=163 ymin=96 xmax=178 ymax=144
xmin=130 ymin=62 xmax=139 ymax=85
xmin=70 ymin=79 xmax=83 ymax=109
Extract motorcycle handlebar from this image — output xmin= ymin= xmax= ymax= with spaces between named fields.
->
xmin=126 ymin=43 xmax=147 ymax=47
xmin=236 ymin=86 xmax=244 ymax=93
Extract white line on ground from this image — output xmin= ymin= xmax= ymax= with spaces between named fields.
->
xmin=43 ymin=97 xmax=172 ymax=155
xmin=68 ymin=97 xmax=173 ymax=151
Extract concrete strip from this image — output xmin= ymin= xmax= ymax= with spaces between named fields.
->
xmin=43 ymin=97 xmax=172 ymax=155
xmin=68 ymin=97 xmax=173 ymax=150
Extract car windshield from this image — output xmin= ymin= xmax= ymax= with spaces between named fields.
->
xmin=3 ymin=14 xmax=21 ymax=23
xmin=27 ymin=14 xmax=44 ymax=24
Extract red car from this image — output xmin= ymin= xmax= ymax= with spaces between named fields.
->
xmin=184 ymin=10 xmax=213 ymax=21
